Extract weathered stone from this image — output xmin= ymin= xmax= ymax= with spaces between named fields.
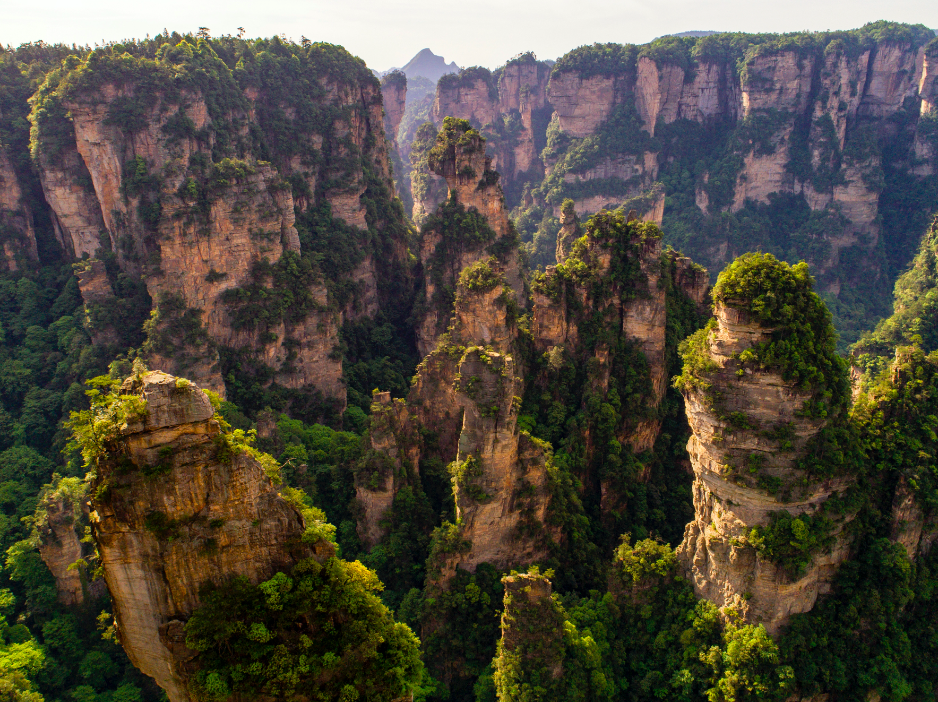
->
xmin=436 ymin=349 xmax=554 ymax=579
xmin=415 ymin=127 xmax=524 ymax=356
xmin=0 ymin=144 xmax=38 ymax=271
xmin=432 ymin=58 xmax=550 ymax=188
xmin=36 ymin=490 xmax=101 ymax=606
xmin=381 ymin=76 xmax=407 ymax=145
xmin=33 ymin=68 xmax=405 ymax=410
xmin=677 ymin=303 xmax=855 ymax=634
xmin=89 ymin=371 xmax=333 ymax=702
xmin=547 ymin=73 xmax=623 ymax=138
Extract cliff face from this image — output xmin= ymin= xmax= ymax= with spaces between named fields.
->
xmin=635 ymin=57 xmax=739 ymax=135
xmin=415 ymin=120 xmax=524 ymax=356
xmin=36 ymin=480 xmax=101 ymax=606
xmin=532 ymin=216 xmax=668 ymax=455
xmin=432 ymin=58 xmax=551 ymax=188
xmin=358 ymin=240 xmax=552 ymax=576
xmin=433 ymin=77 xmax=498 ymax=134
xmin=37 ymin=496 xmax=87 ymax=605
xmin=547 ymin=73 xmax=622 ymax=138
xmin=381 ymin=73 xmax=407 ymax=145
xmin=545 ymin=41 xmax=932 ymax=233
xmin=914 ymin=52 xmax=938 ymax=173
xmin=724 ymin=48 xmax=888 ymax=268
xmin=37 ymin=138 xmax=109 ymax=259
xmin=354 ymin=391 xmax=420 ymax=549
xmin=0 ymin=145 xmax=38 ymax=271
xmin=676 ymin=302 xmax=854 ymax=634
xmin=30 ymin=44 xmax=410 ymax=411
xmin=500 ymin=31 xmax=938 ymax=341
xmin=438 ymin=344 xmax=554 ymax=578
xmin=53 ymin=86 xmax=329 ymax=398
xmin=88 ymin=371 xmax=331 ymax=702
xmin=356 ymin=121 xmax=562 ymax=574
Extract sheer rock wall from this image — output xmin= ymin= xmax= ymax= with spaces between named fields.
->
xmin=432 ymin=58 xmax=551 ymax=188
xmin=676 ymin=303 xmax=855 ymax=634
xmin=0 ymin=145 xmax=38 ymax=271
xmin=30 ymin=64 xmax=406 ymax=410
xmin=415 ymin=128 xmax=524 ymax=356
xmin=89 ymin=371 xmax=331 ymax=702
xmin=534 ymin=39 xmax=938 ymax=278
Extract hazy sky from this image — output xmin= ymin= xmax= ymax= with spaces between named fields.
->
xmin=2 ymin=0 xmax=936 ymax=72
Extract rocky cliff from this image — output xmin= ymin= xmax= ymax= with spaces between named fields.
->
xmin=26 ymin=40 xmax=411 ymax=413
xmin=35 ymin=476 xmax=99 ymax=606
xmin=532 ymin=212 xmax=668 ymax=455
xmin=415 ymin=118 xmax=524 ymax=356
xmin=432 ymin=56 xmax=552 ymax=193
xmin=354 ymin=121 xmax=562 ymax=575
xmin=539 ymin=32 xmax=935 ymax=249
xmin=489 ymin=26 xmax=938 ymax=345
xmin=381 ymin=71 xmax=407 ymax=144
xmin=675 ymin=255 xmax=855 ymax=634
xmin=0 ymin=143 xmax=38 ymax=271
xmin=86 ymin=370 xmax=333 ymax=702
xmin=437 ymin=342 xmax=554 ymax=578
xmin=528 ymin=209 xmax=703 ymax=524
xmin=493 ymin=572 xmax=566 ymax=696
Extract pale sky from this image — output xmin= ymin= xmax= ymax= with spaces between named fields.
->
xmin=2 ymin=0 xmax=935 ymax=72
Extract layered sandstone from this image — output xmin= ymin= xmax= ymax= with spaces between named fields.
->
xmin=433 ymin=77 xmax=498 ymax=132
xmin=914 ymin=51 xmax=938 ymax=174
xmin=32 ymin=54 xmax=406 ymax=409
xmin=437 ymin=346 xmax=553 ymax=578
xmin=634 ymin=58 xmax=740 ymax=135
xmin=359 ymin=324 xmax=556 ymax=579
xmin=359 ymin=134 xmax=557 ymax=570
xmin=547 ymin=73 xmax=622 ymax=138
xmin=666 ymin=248 xmax=710 ymax=309
xmin=554 ymin=201 xmax=581 ymax=263
xmin=532 ymin=216 xmax=668 ymax=455
xmin=36 ymin=481 xmax=100 ymax=606
xmin=381 ymin=72 xmax=407 ymax=145
xmin=0 ymin=145 xmax=38 ymax=271
xmin=415 ymin=122 xmax=524 ymax=356
xmin=432 ymin=57 xmax=551 ymax=186
xmin=35 ymin=128 xmax=110 ymax=259
xmin=358 ymin=250 xmax=544 ymax=567
xmin=355 ymin=391 xmax=420 ymax=549
xmin=858 ymin=43 xmax=925 ymax=119
xmin=76 ymin=259 xmax=122 ymax=346
xmin=539 ymin=37 xmax=937 ymax=291
xmin=89 ymin=371 xmax=332 ymax=702
xmin=677 ymin=303 xmax=854 ymax=634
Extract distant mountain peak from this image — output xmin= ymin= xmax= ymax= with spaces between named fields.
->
xmin=391 ymin=48 xmax=460 ymax=84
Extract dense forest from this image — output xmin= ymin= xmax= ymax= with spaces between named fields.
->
xmin=0 ymin=22 xmax=935 ymax=702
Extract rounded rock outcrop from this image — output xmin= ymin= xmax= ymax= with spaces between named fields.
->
xmin=675 ymin=253 xmax=856 ymax=634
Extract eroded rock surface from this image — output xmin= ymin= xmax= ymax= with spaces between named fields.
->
xmin=415 ymin=121 xmax=524 ymax=356
xmin=89 ymin=371 xmax=331 ymax=702
xmin=432 ymin=57 xmax=551 ymax=190
xmin=31 ymin=53 xmax=408 ymax=411
xmin=0 ymin=145 xmax=38 ymax=271
xmin=677 ymin=303 xmax=854 ymax=633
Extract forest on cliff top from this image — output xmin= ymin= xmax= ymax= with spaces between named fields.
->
xmin=0 ymin=22 xmax=935 ymax=702
xmin=400 ymin=21 xmax=938 ymax=349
